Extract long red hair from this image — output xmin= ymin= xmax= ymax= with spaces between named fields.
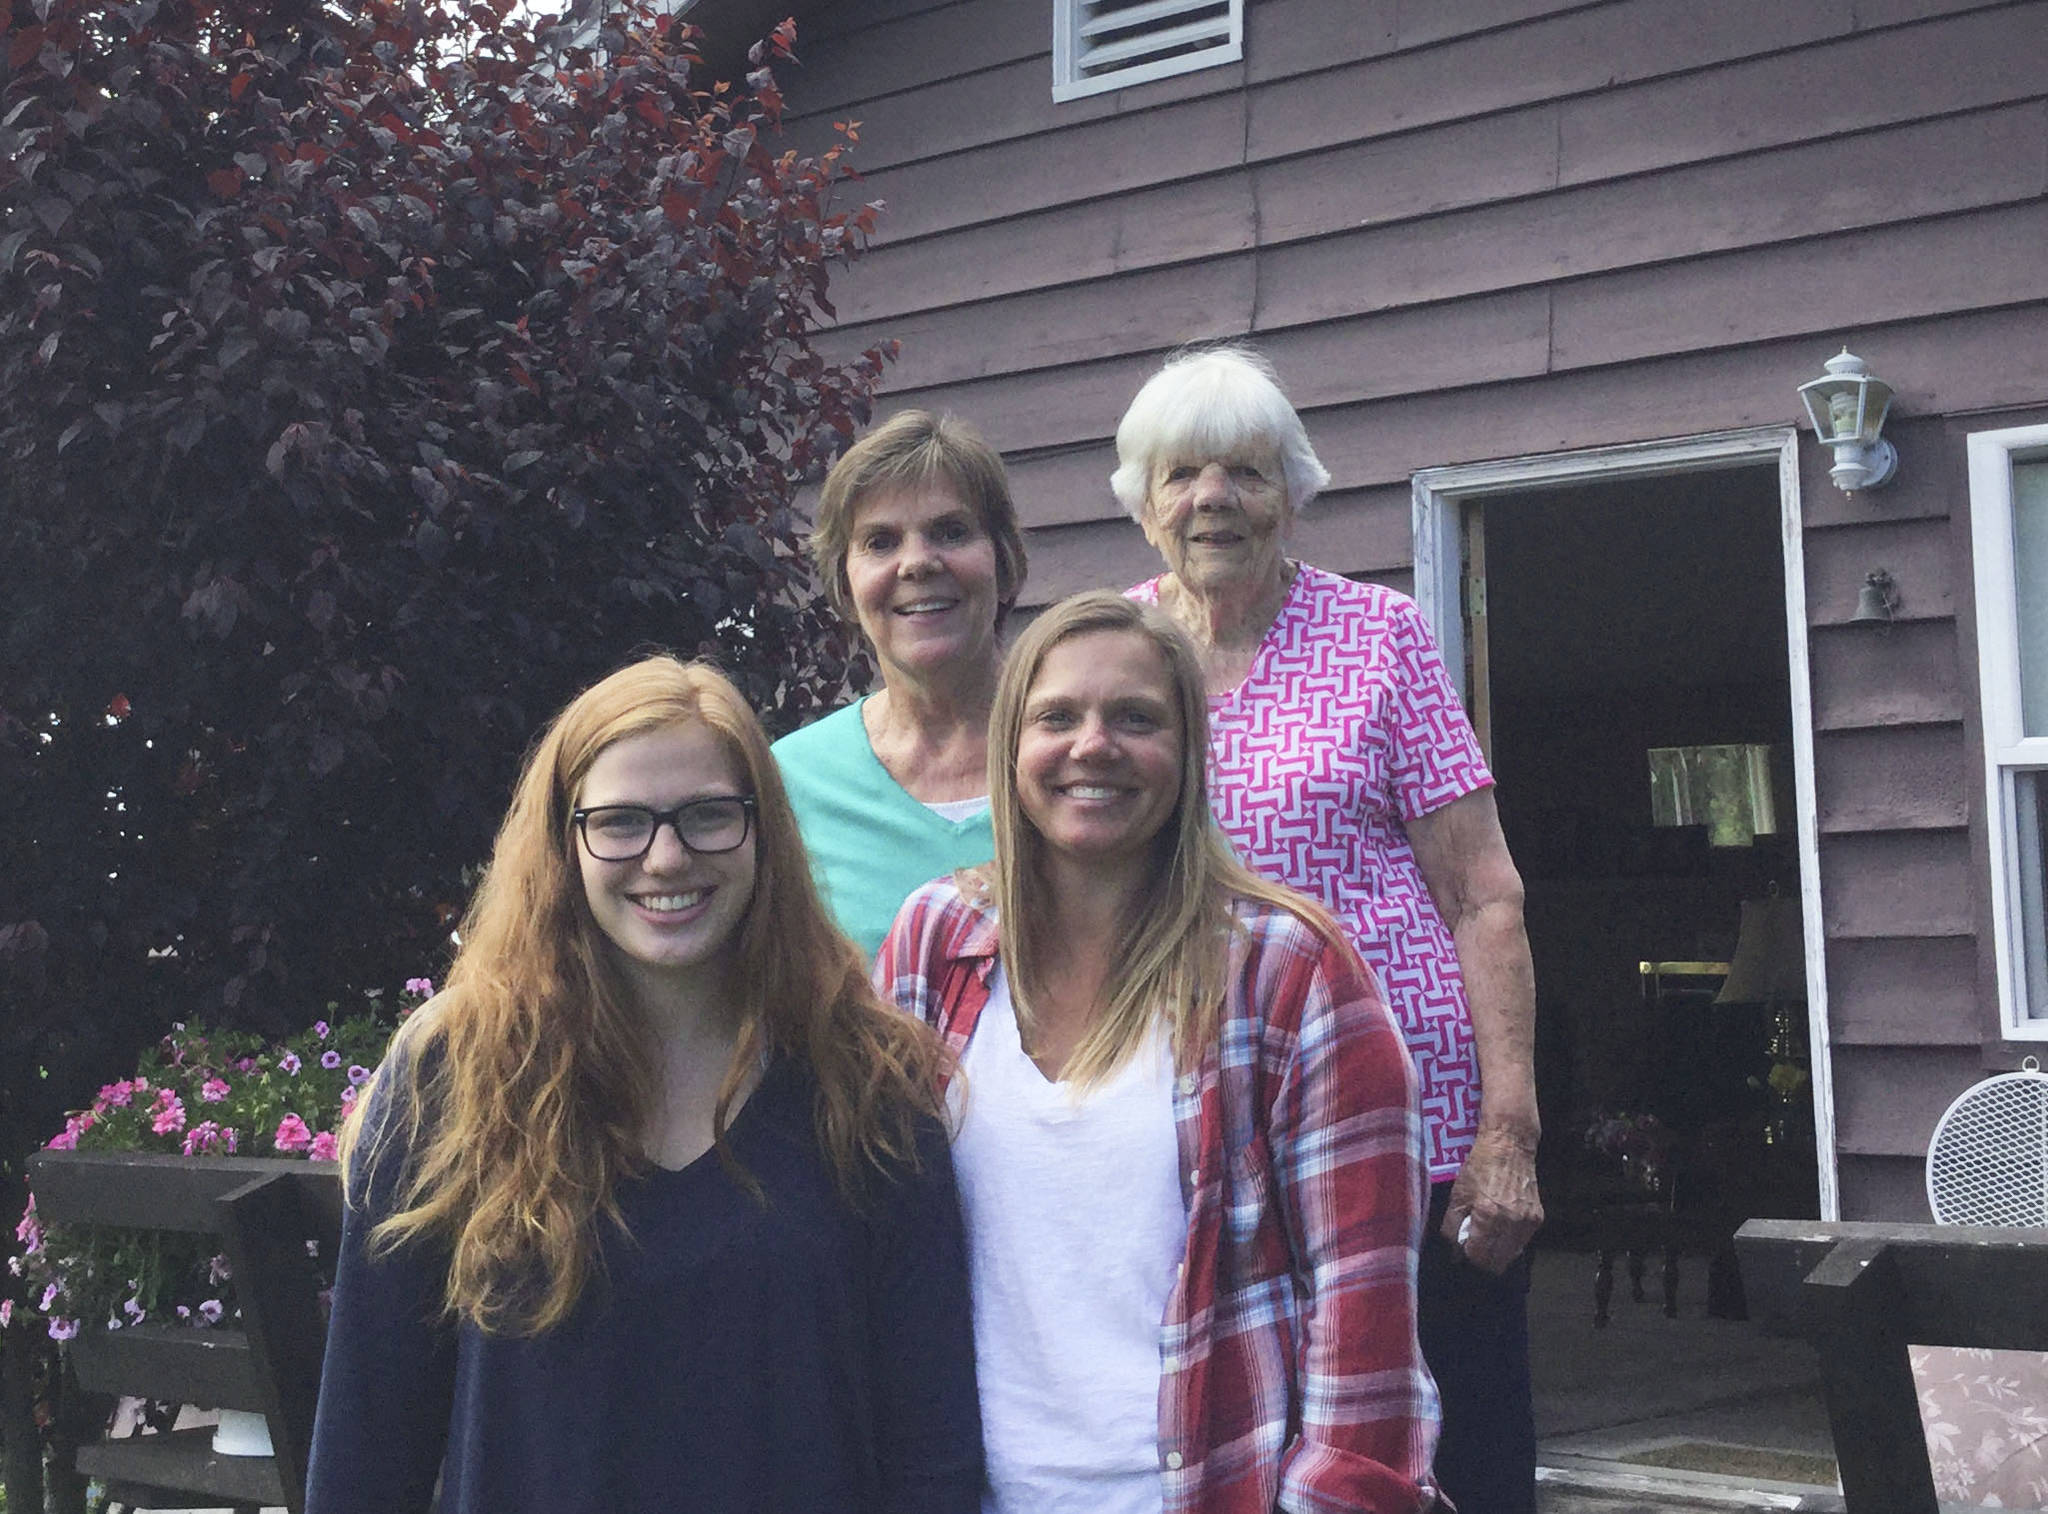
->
xmin=344 ymin=655 xmax=946 ymax=1334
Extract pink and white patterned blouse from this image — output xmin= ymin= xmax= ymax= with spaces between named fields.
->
xmin=1130 ymin=564 xmax=1491 ymax=1180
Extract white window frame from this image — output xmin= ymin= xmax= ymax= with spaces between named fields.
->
xmin=1969 ymin=422 xmax=2048 ymax=1039
xmin=1052 ymin=0 xmax=1243 ymax=103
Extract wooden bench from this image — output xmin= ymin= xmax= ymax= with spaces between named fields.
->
xmin=1736 ymin=1217 xmax=2048 ymax=1514
xmin=27 ymin=1150 xmax=342 ymax=1514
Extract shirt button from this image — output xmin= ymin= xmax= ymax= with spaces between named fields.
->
xmin=1175 ymin=1073 xmax=1197 ymax=1096
xmin=1165 ymin=1452 xmax=1184 ymax=1471
xmin=1186 ymin=1168 xmax=1199 ymax=1187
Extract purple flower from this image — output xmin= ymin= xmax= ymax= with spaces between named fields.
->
xmin=123 ymin=1296 xmax=146 ymax=1324
xmin=183 ymin=1121 xmax=223 ymax=1156
xmin=404 ymin=977 xmax=434 ymax=997
xmin=320 ymin=1049 xmax=342 ymax=1070
xmin=236 ymin=1057 xmax=258 ymax=1073
xmin=105 ymin=1314 xmax=123 ymax=1332
xmin=309 ymin=1130 xmax=339 ymax=1162
xmin=279 ymin=1052 xmax=301 ymax=1075
xmin=198 ymin=1299 xmax=224 ymax=1325
xmin=0 ymin=1299 xmax=12 ymax=1328
xmin=348 ymin=1064 xmax=371 ymax=1086
xmin=200 ymin=1077 xmax=230 ymax=1103
xmin=14 ymin=1196 xmax=38 ymax=1249
xmin=313 ymin=1020 xmax=330 ymax=1039
xmin=220 ymin=1127 xmax=240 ymax=1154
xmin=39 ymin=1283 xmax=59 ymax=1312
xmin=273 ymin=1114 xmax=312 ymax=1154
xmin=97 ymin=1079 xmax=137 ymax=1110
xmin=341 ymin=1086 xmax=359 ymax=1111
xmin=176 ymin=1305 xmax=191 ymax=1322
xmin=209 ymin=1254 xmax=233 ymax=1286
xmin=48 ymin=1317 xmax=78 ymax=1342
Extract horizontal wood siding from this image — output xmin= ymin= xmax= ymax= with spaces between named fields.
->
xmin=771 ymin=0 xmax=2048 ymax=1218
xmin=1835 ymin=1155 xmax=1934 ymax=1223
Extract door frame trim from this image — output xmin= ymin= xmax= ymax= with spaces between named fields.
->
xmin=1411 ymin=427 xmax=1838 ymax=1221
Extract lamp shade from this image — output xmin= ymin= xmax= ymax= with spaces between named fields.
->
xmin=1716 ymin=893 xmax=1807 ymax=1004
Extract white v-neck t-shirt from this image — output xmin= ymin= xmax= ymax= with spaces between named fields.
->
xmin=951 ymin=966 xmax=1186 ymax=1514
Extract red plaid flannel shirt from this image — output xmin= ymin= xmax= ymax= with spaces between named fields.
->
xmin=875 ymin=878 xmax=1442 ymax=1514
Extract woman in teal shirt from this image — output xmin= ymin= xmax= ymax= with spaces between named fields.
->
xmin=773 ymin=410 xmax=1028 ymax=955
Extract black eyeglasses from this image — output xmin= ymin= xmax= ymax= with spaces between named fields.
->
xmin=572 ymin=796 xmax=756 ymax=862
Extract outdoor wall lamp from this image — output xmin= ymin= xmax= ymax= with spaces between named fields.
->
xmin=1798 ymin=348 xmax=1898 ymax=492
xmin=1850 ymin=569 xmax=1901 ymax=625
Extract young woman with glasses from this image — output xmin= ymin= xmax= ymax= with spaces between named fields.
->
xmin=306 ymin=654 xmax=982 ymax=1514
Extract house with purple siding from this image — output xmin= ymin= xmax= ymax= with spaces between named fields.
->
xmin=693 ymin=0 xmax=2048 ymax=1229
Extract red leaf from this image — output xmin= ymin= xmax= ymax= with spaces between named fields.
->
xmin=509 ymin=362 xmax=538 ymax=395
xmin=9 ymin=26 xmax=42 ymax=70
xmin=207 ymin=165 xmax=245 ymax=199
xmin=108 ymin=693 xmax=131 ymax=719
xmin=230 ymin=71 xmax=251 ymax=101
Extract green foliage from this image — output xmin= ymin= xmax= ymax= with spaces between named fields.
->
xmin=0 ymin=0 xmax=883 ymax=1258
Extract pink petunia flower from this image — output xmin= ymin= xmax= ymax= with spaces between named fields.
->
xmin=201 ymin=1077 xmax=231 ymax=1103
xmin=151 ymin=1091 xmax=186 ymax=1136
xmin=48 ymin=1317 xmax=78 ymax=1342
xmin=279 ymin=1053 xmax=301 ymax=1075
xmin=404 ymin=977 xmax=434 ymax=997
xmin=309 ymin=1131 xmax=339 ymax=1162
xmin=320 ymin=1050 xmax=342 ymax=1070
xmin=236 ymin=1057 xmax=258 ymax=1073
xmin=0 ymin=1299 xmax=12 ymax=1328
xmin=313 ymin=1020 xmax=330 ymax=1039
xmin=273 ymin=1114 xmax=312 ymax=1154
xmin=220 ymin=1127 xmax=240 ymax=1154
xmin=340 ymin=1086 xmax=359 ymax=1113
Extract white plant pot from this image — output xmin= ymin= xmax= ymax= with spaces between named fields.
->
xmin=211 ymin=1408 xmax=273 ymax=1457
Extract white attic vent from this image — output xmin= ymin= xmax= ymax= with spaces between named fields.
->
xmin=1053 ymin=0 xmax=1243 ymax=103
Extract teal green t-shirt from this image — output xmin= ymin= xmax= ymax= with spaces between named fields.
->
xmin=771 ymin=700 xmax=995 ymax=959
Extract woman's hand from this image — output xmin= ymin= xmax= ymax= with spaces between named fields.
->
xmin=1408 ymin=788 xmax=1544 ymax=1273
xmin=1440 ymin=1121 xmax=1543 ymax=1275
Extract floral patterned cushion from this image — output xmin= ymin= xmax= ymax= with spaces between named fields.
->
xmin=1914 ymin=1345 xmax=2048 ymax=1507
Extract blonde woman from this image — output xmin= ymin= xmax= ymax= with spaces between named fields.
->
xmin=306 ymin=656 xmax=981 ymax=1514
xmin=875 ymin=593 xmax=1441 ymax=1514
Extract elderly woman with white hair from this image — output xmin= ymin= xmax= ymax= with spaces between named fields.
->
xmin=1116 ymin=346 xmax=1544 ymax=1514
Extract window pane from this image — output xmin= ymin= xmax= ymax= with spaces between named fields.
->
xmin=2011 ymin=460 xmax=2048 ymax=734
xmin=2013 ymin=769 xmax=2048 ymax=1019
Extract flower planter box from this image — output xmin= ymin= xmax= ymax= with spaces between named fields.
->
xmin=27 ymin=1149 xmax=341 ymax=1514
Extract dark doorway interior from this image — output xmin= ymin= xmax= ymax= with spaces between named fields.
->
xmin=1482 ymin=465 xmax=1821 ymax=1273
xmin=1480 ymin=465 xmax=1831 ymax=1485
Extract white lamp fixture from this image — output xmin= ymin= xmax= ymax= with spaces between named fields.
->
xmin=1798 ymin=348 xmax=1898 ymax=492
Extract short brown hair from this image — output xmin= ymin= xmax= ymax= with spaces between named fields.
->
xmin=809 ymin=409 xmax=1028 ymax=634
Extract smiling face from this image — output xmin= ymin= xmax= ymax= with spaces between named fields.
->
xmin=1140 ymin=442 xmax=1291 ymax=596
xmin=575 ymin=721 xmax=756 ymax=1006
xmin=1016 ymin=629 xmax=1184 ymax=878
xmin=844 ymin=482 xmax=1003 ymax=688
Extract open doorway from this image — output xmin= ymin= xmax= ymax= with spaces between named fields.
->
xmin=1414 ymin=440 xmax=1837 ymax=1492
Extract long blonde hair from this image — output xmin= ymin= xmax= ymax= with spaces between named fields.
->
xmin=344 ymin=655 xmax=946 ymax=1334
xmin=988 ymin=592 xmax=1341 ymax=1087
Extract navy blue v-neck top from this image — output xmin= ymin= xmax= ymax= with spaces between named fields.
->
xmin=305 ymin=1056 xmax=982 ymax=1514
